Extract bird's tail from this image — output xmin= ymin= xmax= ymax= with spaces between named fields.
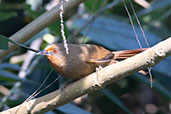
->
xmin=112 ymin=48 xmax=148 ymax=60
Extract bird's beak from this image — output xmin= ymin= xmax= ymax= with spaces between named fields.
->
xmin=36 ymin=50 xmax=50 ymax=56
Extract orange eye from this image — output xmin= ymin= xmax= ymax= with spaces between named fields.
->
xmin=52 ymin=48 xmax=58 ymax=54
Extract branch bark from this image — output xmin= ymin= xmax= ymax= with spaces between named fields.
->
xmin=0 ymin=0 xmax=85 ymax=60
xmin=1 ymin=37 xmax=171 ymax=114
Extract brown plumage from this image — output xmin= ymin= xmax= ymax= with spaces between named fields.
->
xmin=37 ymin=44 xmax=147 ymax=79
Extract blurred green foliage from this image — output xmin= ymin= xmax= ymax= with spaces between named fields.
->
xmin=0 ymin=0 xmax=171 ymax=114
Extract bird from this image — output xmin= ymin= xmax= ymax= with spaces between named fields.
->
xmin=37 ymin=44 xmax=147 ymax=79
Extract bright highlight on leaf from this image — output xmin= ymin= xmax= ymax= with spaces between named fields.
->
xmin=43 ymin=33 xmax=56 ymax=44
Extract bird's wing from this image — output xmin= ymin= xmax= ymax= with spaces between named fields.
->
xmin=85 ymin=53 xmax=114 ymax=64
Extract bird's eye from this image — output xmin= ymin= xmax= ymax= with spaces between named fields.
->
xmin=52 ymin=48 xmax=58 ymax=54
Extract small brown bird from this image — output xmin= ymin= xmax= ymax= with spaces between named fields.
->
xmin=37 ymin=44 xmax=147 ymax=79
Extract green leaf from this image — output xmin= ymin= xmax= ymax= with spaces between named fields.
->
xmin=0 ymin=34 xmax=38 ymax=52
xmin=25 ymin=4 xmax=45 ymax=19
xmin=0 ymin=34 xmax=9 ymax=50
xmin=84 ymin=0 xmax=103 ymax=13
xmin=132 ymin=74 xmax=171 ymax=100
xmin=0 ymin=12 xmax=17 ymax=21
xmin=3 ymin=99 xmax=23 ymax=108
xmin=0 ymin=69 xmax=37 ymax=85
xmin=48 ymin=21 xmax=69 ymax=38
xmin=102 ymin=88 xmax=133 ymax=114
xmin=72 ymin=16 xmax=161 ymax=50
xmin=0 ymin=69 xmax=20 ymax=82
xmin=58 ymin=103 xmax=92 ymax=114
xmin=0 ymin=3 xmax=24 ymax=11
xmin=0 ymin=63 xmax=20 ymax=70
xmin=48 ymin=21 xmax=61 ymax=36
xmin=137 ymin=0 xmax=171 ymax=16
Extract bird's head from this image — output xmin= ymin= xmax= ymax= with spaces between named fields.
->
xmin=37 ymin=44 xmax=59 ymax=56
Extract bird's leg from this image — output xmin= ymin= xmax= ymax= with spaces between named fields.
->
xmin=59 ymin=79 xmax=78 ymax=95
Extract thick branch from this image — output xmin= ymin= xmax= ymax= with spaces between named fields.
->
xmin=0 ymin=0 xmax=85 ymax=60
xmin=1 ymin=37 xmax=171 ymax=114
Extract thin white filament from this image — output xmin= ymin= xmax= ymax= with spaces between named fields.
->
xmin=129 ymin=0 xmax=153 ymax=87
xmin=129 ymin=1 xmax=150 ymax=48
xmin=121 ymin=0 xmax=142 ymax=48
xmin=60 ymin=0 xmax=69 ymax=54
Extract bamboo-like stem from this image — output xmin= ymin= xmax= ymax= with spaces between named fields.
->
xmin=1 ymin=37 xmax=170 ymax=114
xmin=0 ymin=0 xmax=85 ymax=60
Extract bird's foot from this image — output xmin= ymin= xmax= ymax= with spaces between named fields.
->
xmin=96 ymin=65 xmax=103 ymax=71
xmin=138 ymin=70 xmax=148 ymax=75
xmin=95 ymin=66 xmax=103 ymax=89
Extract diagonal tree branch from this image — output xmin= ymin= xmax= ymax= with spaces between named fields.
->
xmin=1 ymin=37 xmax=170 ymax=114
xmin=0 ymin=0 xmax=86 ymax=60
